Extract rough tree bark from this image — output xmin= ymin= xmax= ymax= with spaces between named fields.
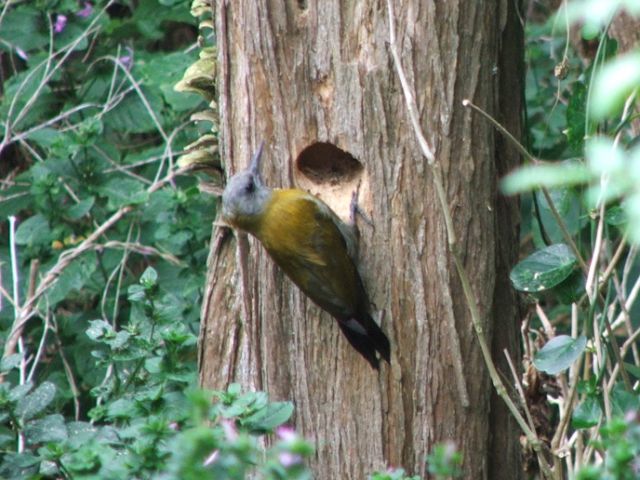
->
xmin=199 ymin=1 xmax=523 ymax=478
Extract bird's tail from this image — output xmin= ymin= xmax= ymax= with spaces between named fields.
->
xmin=337 ymin=314 xmax=391 ymax=369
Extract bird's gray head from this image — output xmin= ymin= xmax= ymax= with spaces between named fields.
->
xmin=221 ymin=142 xmax=272 ymax=226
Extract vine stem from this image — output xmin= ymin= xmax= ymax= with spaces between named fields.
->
xmin=386 ymin=1 xmax=553 ymax=477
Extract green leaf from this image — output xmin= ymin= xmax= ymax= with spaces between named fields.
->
xmin=102 ymin=86 xmax=165 ymax=134
xmin=590 ymin=52 xmax=640 ymax=120
xmin=533 ymin=188 xmax=582 ymax=245
xmin=623 ymin=362 xmax=640 ymax=380
xmin=510 ymin=243 xmax=578 ymax=292
xmin=0 ymin=70 xmax=57 ymax=130
xmin=565 ymin=82 xmax=587 ymax=153
xmin=1 ymin=353 xmax=23 ymax=372
xmin=553 ymin=270 xmax=585 ymax=305
xmin=67 ymin=197 xmax=95 ymax=219
xmin=585 ymin=137 xmax=625 ymax=176
xmin=106 ymin=398 xmax=137 ymax=420
xmin=86 ymin=320 xmax=114 ymax=341
xmin=611 ymin=384 xmax=640 ymax=416
xmin=605 ymin=206 xmax=627 ymax=227
xmin=140 ymin=267 xmax=158 ymax=288
xmin=47 ymin=256 xmax=97 ymax=306
xmin=61 ymin=444 xmax=100 ymax=473
xmin=16 ymin=382 xmax=56 ymax=421
xmin=109 ymin=330 xmax=132 ymax=350
xmin=9 ymin=382 xmax=34 ymax=402
xmin=572 ymin=397 xmax=601 ymax=429
xmin=501 ymin=162 xmax=591 ymax=194
xmin=241 ymin=401 xmax=294 ymax=433
xmin=0 ymin=452 xmax=40 ymax=478
xmin=24 ymin=414 xmax=68 ymax=445
xmin=127 ymin=284 xmax=146 ymax=302
xmin=533 ymin=335 xmax=587 ymax=375
xmin=14 ymin=214 xmax=52 ymax=246
xmin=98 ymin=178 xmax=148 ymax=209
xmin=0 ymin=6 xmax=48 ymax=53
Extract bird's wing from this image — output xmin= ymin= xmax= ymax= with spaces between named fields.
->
xmin=260 ymin=194 xmax=363 ymax=319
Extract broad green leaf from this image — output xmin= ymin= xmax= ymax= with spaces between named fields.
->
xmin=533 ymin=188 xmax=582 ymax=245
xmin=140 ymin=267 xmax=158 ymax=288
xmin=0 ymin=353 xmax=23 ymax=372
xmin=109 ymin=331 xmax=131 ymax=350
xmin=67 ymin=197 xmax=95 ymax=220
xmin=106 ymin=398 xmax=137 ymax=420
xmin=572 ymin=397 xmax=601 ymax=429
xmin=86 ymin=320 xmax=114 ymax=341
xmin=241 ymin=401 xmax=294 ymax=433
xmin=98 ymin=178 xmax=148 ymax=209
xmin=590 ymin=52 xmax=640 ymax=120
xmin=605 ymin=206 xmax=627 ymax=227
xmin=47 ymin=256 xmax=97 ymax=305
xmin=501 ymin=162 xmax=591 ymax=194
xmin=127 ymin=284 xmax=146 ymax=302
xmin=0 ymin=70 xmax=57 ymax=130
xmin=102 ymin=86 xmax=164 ymax=134
xmin=611 ymin=384 xmax=640 ymax=416
xmin=221 ymin=392 xmax=258 ymax=418
xmin=61 ymin=444 xmax=100 ymax=472
xmin=533 ymin=335 xmax=587 ymax=375
xmin=553 ymin=270 xmax=585 ymax=305
xmin=14 ymin=214 xmax=52 ymax=246
xmin=66 ymin=422 xmax=102 ymax=450
xmin=0 ymin=452 xmax=40 ymax=478
xmin=585 ymin=137 xmax=625 ymax=176
xmin=623 ymin=362 xmax=640 ymax=380
xmin=0 ymin=6 xmax=48 ymax=53
xmin=16 ymin=382 xmax=56 ymax=421
xmin=138 ymin=51 xmax=204 ymax=111
xmin=510 ymin=243 xmax=578 ymax=292
xmin=9 ymin=382 xmax=34 ymax=402
xmin=23 ymin=414 xmax=68 ymax=445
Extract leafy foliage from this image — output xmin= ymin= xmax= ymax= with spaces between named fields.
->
xmin=504 ymin=0 xmax=640 ymax=477
xmin=3 ymin=0 xmax=640 ymax=478
xmin=0 ymin=0 xmax=312 ymax=478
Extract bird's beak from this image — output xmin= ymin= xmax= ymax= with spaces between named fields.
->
xmin=249 ymin=141 xmax=265 ymax=179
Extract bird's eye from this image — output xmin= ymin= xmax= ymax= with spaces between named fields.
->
xmin=245 ymin=180 xmax=255 ymax=194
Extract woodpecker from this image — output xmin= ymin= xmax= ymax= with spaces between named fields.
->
xmin=221 ymin=143 xmax=390 ymax=369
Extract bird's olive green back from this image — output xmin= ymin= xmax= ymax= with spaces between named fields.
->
xmin=255 ymin=189 xmax=367 ymax=320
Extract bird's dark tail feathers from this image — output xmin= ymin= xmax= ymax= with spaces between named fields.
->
xmin=337 ymin=314 xmax=391 ymax=369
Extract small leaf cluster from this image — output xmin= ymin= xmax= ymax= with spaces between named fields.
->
xmin=0 ymin=269 xmax=312 ymax=479
xmin=577 ymin=413 xmax=640 ymax=480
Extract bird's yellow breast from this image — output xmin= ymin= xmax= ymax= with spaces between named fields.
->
xmin=252 ymin=189 xmax=365 ymax=319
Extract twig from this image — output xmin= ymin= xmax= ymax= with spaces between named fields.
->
xmin=504 ymin=349 xmax=537 ymax=433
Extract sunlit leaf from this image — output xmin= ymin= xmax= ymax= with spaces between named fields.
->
xmin=501 ymin=162 xmax=591 ymax=194
xmin=510 ymin=243 xmax=577 ymax=292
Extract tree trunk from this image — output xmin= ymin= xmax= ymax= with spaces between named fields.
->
xmin=199 ymin=1 xmax=523 ymax=478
